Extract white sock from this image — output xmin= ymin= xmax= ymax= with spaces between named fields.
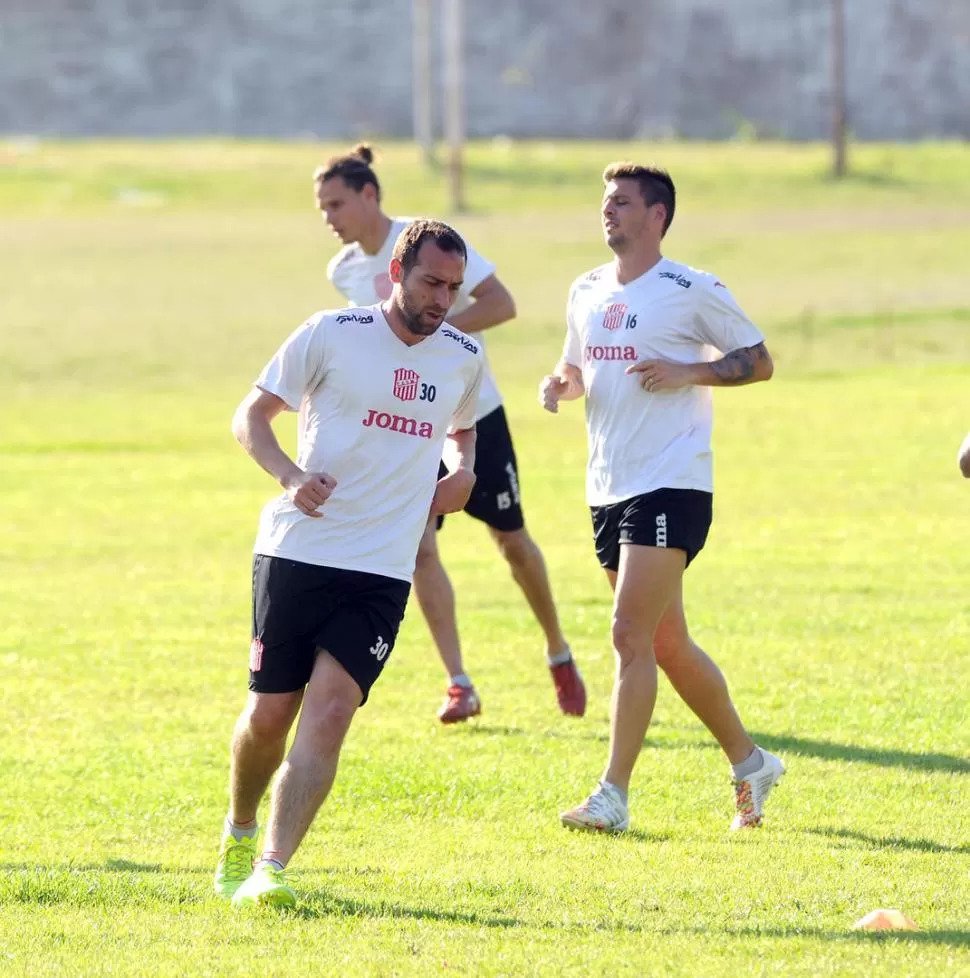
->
xmin=256 ymin=858 xmax=285 ymax=872
xmin=601 ymin=779 xmax=628 ymax=805
xmin=225 ymin=817 xmax=258 ymax=841
xmin=450 ymin=673 xmax=473 ymax=688
xmin=731 ymin=747 xmax=764 ymax=780
xmin=547 ymin=648 xmax=573 ymax=667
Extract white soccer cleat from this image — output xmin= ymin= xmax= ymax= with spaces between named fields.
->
xmin=560 ymin=781 xmax=629 ymax=833
xmin=731 ymin=748 xmax=785 ymax=830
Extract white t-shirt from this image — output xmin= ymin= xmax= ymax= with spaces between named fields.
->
xmin=253 ymin=305 xmax=484 ymax=582
xmin=562 ymin=258 xmax=765 ymax=506
xmin=328 ymin=217 xmax=503 ymax=421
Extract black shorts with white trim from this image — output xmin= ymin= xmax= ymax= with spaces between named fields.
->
xmin=436 ymin=405 xmax=525 ymax=533
xmin=249 ymin=555 xmax=411 ymax=705
xmin=590 ymin=488 xmax=713 ymax=572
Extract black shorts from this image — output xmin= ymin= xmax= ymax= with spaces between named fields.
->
xmin=436 ymin=405 xmax=524 ymax=533
xmin=249 ymin=555 xmax=411 ymax=704
xmin=590 ymin=489 xmax=713 ymax=572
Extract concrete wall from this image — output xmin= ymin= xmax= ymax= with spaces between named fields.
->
xmin=1 ymin=0 xmax=968 ymax=139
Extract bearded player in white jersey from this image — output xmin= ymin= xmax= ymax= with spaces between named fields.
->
xmin=214 ymin=221 xmax=485 ymax=909
xmin=313 ymin=145 xmax=585 ymax=724
xmin=540 ymin=163 xmax=786 ymax=834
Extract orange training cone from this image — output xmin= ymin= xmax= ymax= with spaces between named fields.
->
xmin=852 ymin=909 xmax=918 ymax=931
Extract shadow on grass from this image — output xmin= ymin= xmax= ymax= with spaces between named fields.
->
xmin=750 ymin=732 xmax=970 ymax=774
xmin=294 ymin=891 xmax=520 ymax=927
xmin=720 ymin=925 xmax=969 ymax=948
xmin=458 ymin=723 xmax=610 ymax=744
xmin=0 ymin=860 xmax=207 ymax=874
xmin=622 ymin=828 xmax=674 ymax=844
xmin=803 ymin=827 xmax=970 ymax=855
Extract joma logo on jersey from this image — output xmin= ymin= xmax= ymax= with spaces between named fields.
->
xmin=393 ymin=367 xmax=420 ymax=401
xmin=602 ymin=303 xmax=628 ymax=331
xmin=361 ymin=410 xmax=434 ymax=439
xmin=585 ymin=344 xmax=637 ymax=362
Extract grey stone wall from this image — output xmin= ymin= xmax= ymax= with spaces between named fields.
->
xmin=1 ymin=0 xmax=968 ymax=139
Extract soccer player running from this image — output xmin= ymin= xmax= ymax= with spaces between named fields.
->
xmin=215 ymin=221 xmax=485 ymax=909
xmin=539 ymin=163 xmax=785 ymax=833
xmin=314 ymin=145 xmax=584 ymax=724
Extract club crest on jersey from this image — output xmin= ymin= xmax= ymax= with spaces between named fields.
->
xmin=393 ymin=367 xmax=420 ymax=401
xmin=249 ymin=638 xmax=264 ymax=672
xmin=602 ymin=303 xmax=628 ymax=331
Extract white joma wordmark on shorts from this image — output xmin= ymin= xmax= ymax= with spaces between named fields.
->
xmin=655 ymin=513 xmax=667 ymax=548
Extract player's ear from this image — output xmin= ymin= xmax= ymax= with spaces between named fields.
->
xmin=388 ymin=257 xmax=404 ymax=284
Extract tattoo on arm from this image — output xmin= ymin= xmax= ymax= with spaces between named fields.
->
xmin=710 ymin=342 xmax=769 ymax=384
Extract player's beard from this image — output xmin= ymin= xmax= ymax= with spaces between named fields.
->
xmin=400 ymin=290 xmax=445 ymax=336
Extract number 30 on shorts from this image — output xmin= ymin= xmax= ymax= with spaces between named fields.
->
xmin=369 ymin=635 xmax=390 ymax=661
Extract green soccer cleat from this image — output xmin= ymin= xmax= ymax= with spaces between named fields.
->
xmin=231 ymin=863 xmax=297 ymax=910
xmin=213 ymin=829 xmax=259 ymax=899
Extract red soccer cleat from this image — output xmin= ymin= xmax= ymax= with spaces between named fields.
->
xmin=437 ymin=683 xmax=482 ymax=724
xmin=550 ymin=658 xmax=586 ymax=717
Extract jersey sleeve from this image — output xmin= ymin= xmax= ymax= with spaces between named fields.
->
xmin=447 ymin=357 xmax=484 ymax=433
xmin=561 ymin=282 xmax=583 ymax=367
xmin=326 ymin=250 xmax=352 ymax=301
xmin=254 ymin=312 xmax=329 ymax=411
xmin=458 ymin=238 xmax=498 ymax=296
xmin=691 ymin=279 xmax=765 ymax=353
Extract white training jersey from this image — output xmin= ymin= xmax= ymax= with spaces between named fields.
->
xmin=328 ymin=216 xmax=503 ymax=421
xmin=562 ymin=257 xmax=765 ymax=506
xmin=253 ymin=305 xmax=484 ymax=582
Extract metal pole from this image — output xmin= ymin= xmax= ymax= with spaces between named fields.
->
xmin=831 ymin=0 xmax=848 ymax=178
xmin=443 ymin=0 xmax=465 ymax=212
xmin=412 ymin=0 xmax=435 ymax=166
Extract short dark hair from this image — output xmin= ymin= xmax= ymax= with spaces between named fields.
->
xmin=603 ymin=162 xmax=676 ymax=236
xmin=313 ymin=143 xmax=381 ymax=201
xmin=392 ymin=219 xmax=467 ymax=276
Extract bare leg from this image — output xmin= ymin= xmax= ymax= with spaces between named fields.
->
xmin=259 ymin=652 xmax=362 ymax=866
xmin=490 ymin=527 xmax=568 ymax=656
xmin=602 ymin=545 xmax=685 ymax=793
xmin=412 ymin=518 xmax=464 ymax=679
xmin=229 ymin=689 xmax=303 ymax=825
xmin=653 ymin=586 xmax=755 ymax=765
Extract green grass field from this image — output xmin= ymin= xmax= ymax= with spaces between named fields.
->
xmin=1 ymin=140 xmax=968 ymax=977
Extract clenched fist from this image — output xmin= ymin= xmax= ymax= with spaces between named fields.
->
xmin=282 ymin=470 xmax=338 ymax=518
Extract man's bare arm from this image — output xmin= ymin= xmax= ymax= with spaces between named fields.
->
xmin=539 ymin=361 xmax=584 ymax=413
xmin=446 ymin=274 xmax=516 ymax=334
xmin=434 ymin=426 xmax=477 ymax=514
xmin=698 ymin=342 xmax=774 ymax=386
xmin=232 ymin=387 xmax=336 ymax=517
xmin=627 ymin=343 xmax=773 ymax=392
xmin=442 ymin=425 xmax=477 ymax=474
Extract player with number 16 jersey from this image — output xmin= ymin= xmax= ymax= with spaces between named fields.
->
xmin=541 ymin=163 xmax=785 ymax=836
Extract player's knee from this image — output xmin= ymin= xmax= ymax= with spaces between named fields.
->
xmin=494 ymin=528 xmax=535 ymax=568
xmin=298 ymin=696 xmax=357 ymax=751
xmin=415 ymin=529 xmax=440 ymax=569
xmin=611 ymin=615 xmax=647 ymax=666
xmin=240 ymin=697 xmax=294 ymax=744
xmin=653 ymin=622 xmax=690 ymax=670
